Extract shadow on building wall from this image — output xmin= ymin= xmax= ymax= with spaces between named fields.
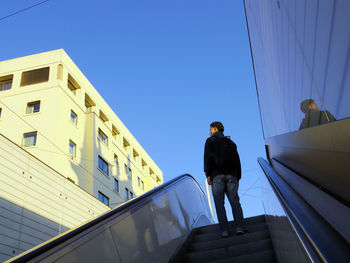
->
xmin=0 ymin=196 xmax=70 ymax=262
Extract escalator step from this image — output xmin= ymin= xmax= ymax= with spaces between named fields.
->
xmin=190 ymin=230 xmax=270 ymax=252
xmin=227 ymin=239 xmax=273 ymax=257
xmin=196 ymin=220 xmax=267 ymax=235
xmin=185 ymin=247 xmax=275 ymax=263
xmin=205 ymin=249 xmax=276 ymax=263
xmin=182 ymin=215 xmax=276 ymax=263
xmin=194 ymin=222 xmax=268 ymax=243
xmin=184 ymin=247 xmax=228 ymax=262
xmin=196 ymin=215 xmax=266 ymax=234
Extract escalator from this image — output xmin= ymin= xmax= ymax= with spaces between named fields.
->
xmin=5 ymin=159 xmax=350 ymax=263
xmin=5 ymin=174 xmax=214 ymax=263
xmin=173 ymin=215 xmax=276 ymax=263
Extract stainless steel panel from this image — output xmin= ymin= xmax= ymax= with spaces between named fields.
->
xmin=245 ymin=0 xmax=350 ymax=138
xmin=266 ymin=118 xmax=350 ymax=204
xmin=52 ymin=229 xmax=120 ymax=263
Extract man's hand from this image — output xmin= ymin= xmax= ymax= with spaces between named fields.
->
xmin=207 ymin=176 xmax=212 ymax=185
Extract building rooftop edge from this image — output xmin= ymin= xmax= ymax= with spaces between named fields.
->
xmin=0 ymin=49 xmax=163 ymax=176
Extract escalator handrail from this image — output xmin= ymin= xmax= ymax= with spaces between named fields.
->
xmin=258 ymin=158 xmax=350 ymax=263
xmin=8 ymin=174 xmax=202 ymax=263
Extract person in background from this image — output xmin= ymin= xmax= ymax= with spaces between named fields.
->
xmin=299 ymin=99 xmax=336 ymax=129
xmin=204 ymin=121 xmax=245 ymax=238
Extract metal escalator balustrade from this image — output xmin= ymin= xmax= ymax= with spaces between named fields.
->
xmin=258 ymin=158 xmax=350 ymax=263
xmin=6 ymin=174 xmax=214 ymax=263
xmin=7 ymin=159 xmax=349 ymax=263
xmin=171 ymin=157 xmax=350 ymax=263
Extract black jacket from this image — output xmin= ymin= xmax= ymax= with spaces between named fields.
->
xmin=204 ymin=132 xmax=241 ymax=180
xmin=299 ymin=109 xmax=336 ymax=129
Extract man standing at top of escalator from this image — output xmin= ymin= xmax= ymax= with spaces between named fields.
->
xmin=204 ymin=121 xmax=245 ymax=238
xmin=299 ymin=99 xmax=336 ymax=130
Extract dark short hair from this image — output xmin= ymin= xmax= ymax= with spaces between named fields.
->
xmin=300 ymin=99 xmax=316 ymax=113
xmin=210 ymin=121 xmax=224 ymax=132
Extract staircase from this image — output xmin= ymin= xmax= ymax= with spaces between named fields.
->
xmin=180 ymin=215 xmax=276 ymax=263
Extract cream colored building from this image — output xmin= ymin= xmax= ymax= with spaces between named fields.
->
xmin=0 ymin=49 xmax=163 ymax=208
xmin=0 ymin=132 xmax=111 ymax=261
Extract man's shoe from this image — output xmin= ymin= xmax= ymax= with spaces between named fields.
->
xmin=235 ymin=227 xmax=246 ymax=235
xmin=222 ymin=231 xmax=230 ymax=238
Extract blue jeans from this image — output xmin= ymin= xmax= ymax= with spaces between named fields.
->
xmin=212 ymin=174 xmax=244 ymax=232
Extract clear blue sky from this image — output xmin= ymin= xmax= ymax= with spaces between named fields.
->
xmin=1 ymin=0 xmax=266 ymax=218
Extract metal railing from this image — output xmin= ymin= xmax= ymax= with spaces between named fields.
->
xmin=7 ymin=174 xmax=214 ymax=263
xmin=258 ymin=158 xmax=350 ymax=263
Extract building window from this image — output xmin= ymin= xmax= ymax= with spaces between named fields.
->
xmin=70 ymin=110 xmax=77 ymax=125
xmin=0 ymin=75 xmax=13 ymax=91
xmin=123 ymin=137 xmax=130 ymax=150
xmin=98 ymin=128 xmax=108 ymax=145
xmin=98 ymin=191 xmax=109 ymax=206
xmin=114 ymin=154 xmax=120 ymax=176
xmin=114 ymin=178 xmax=119 ymax=192
xmin=85 ymin=93 xmax=95 ymax=112
xmin=124 ymin=163 xmax=132 ymax=179
xmin=67 ymin=74 xmax=80 ymax=95
xmin=142 ymin=158 xmax=147 ymax=170
xmin=138 ymin=177 xmax=144 ymax=189
xmin=26 ymin=101 xmax=40 ymax=114
xmin=125 ymin=188 xmax=129 ymax=200
xmin=21 ymin=67 xmax=50 ymax=86
xmin=133 ymin=149 xmax=139 ymax=160
xmin=99 ymin=110 xmax=109 ymax=123
xmin=128 ymin=168 xmax=132 ymax=179
xmin=69 ymin=140 xmax=76 ymax=158
xmin=149 ymin=167 xmax=155 ymax=177
xmin=112 ymin=125 xmax=120 ymax=139
xmin=98 ymin=155 xmax=109 ymax=175
xmin=114 ymin=154 xmax=119 ymax=167
xmin=130 ymin=192 xmax=134 ymax=199
xmin=22 ymin=132 xmax=37 ymax=147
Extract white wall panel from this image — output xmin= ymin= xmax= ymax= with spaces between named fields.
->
xmin=0 ymin=134 xmax=110 ymax=262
